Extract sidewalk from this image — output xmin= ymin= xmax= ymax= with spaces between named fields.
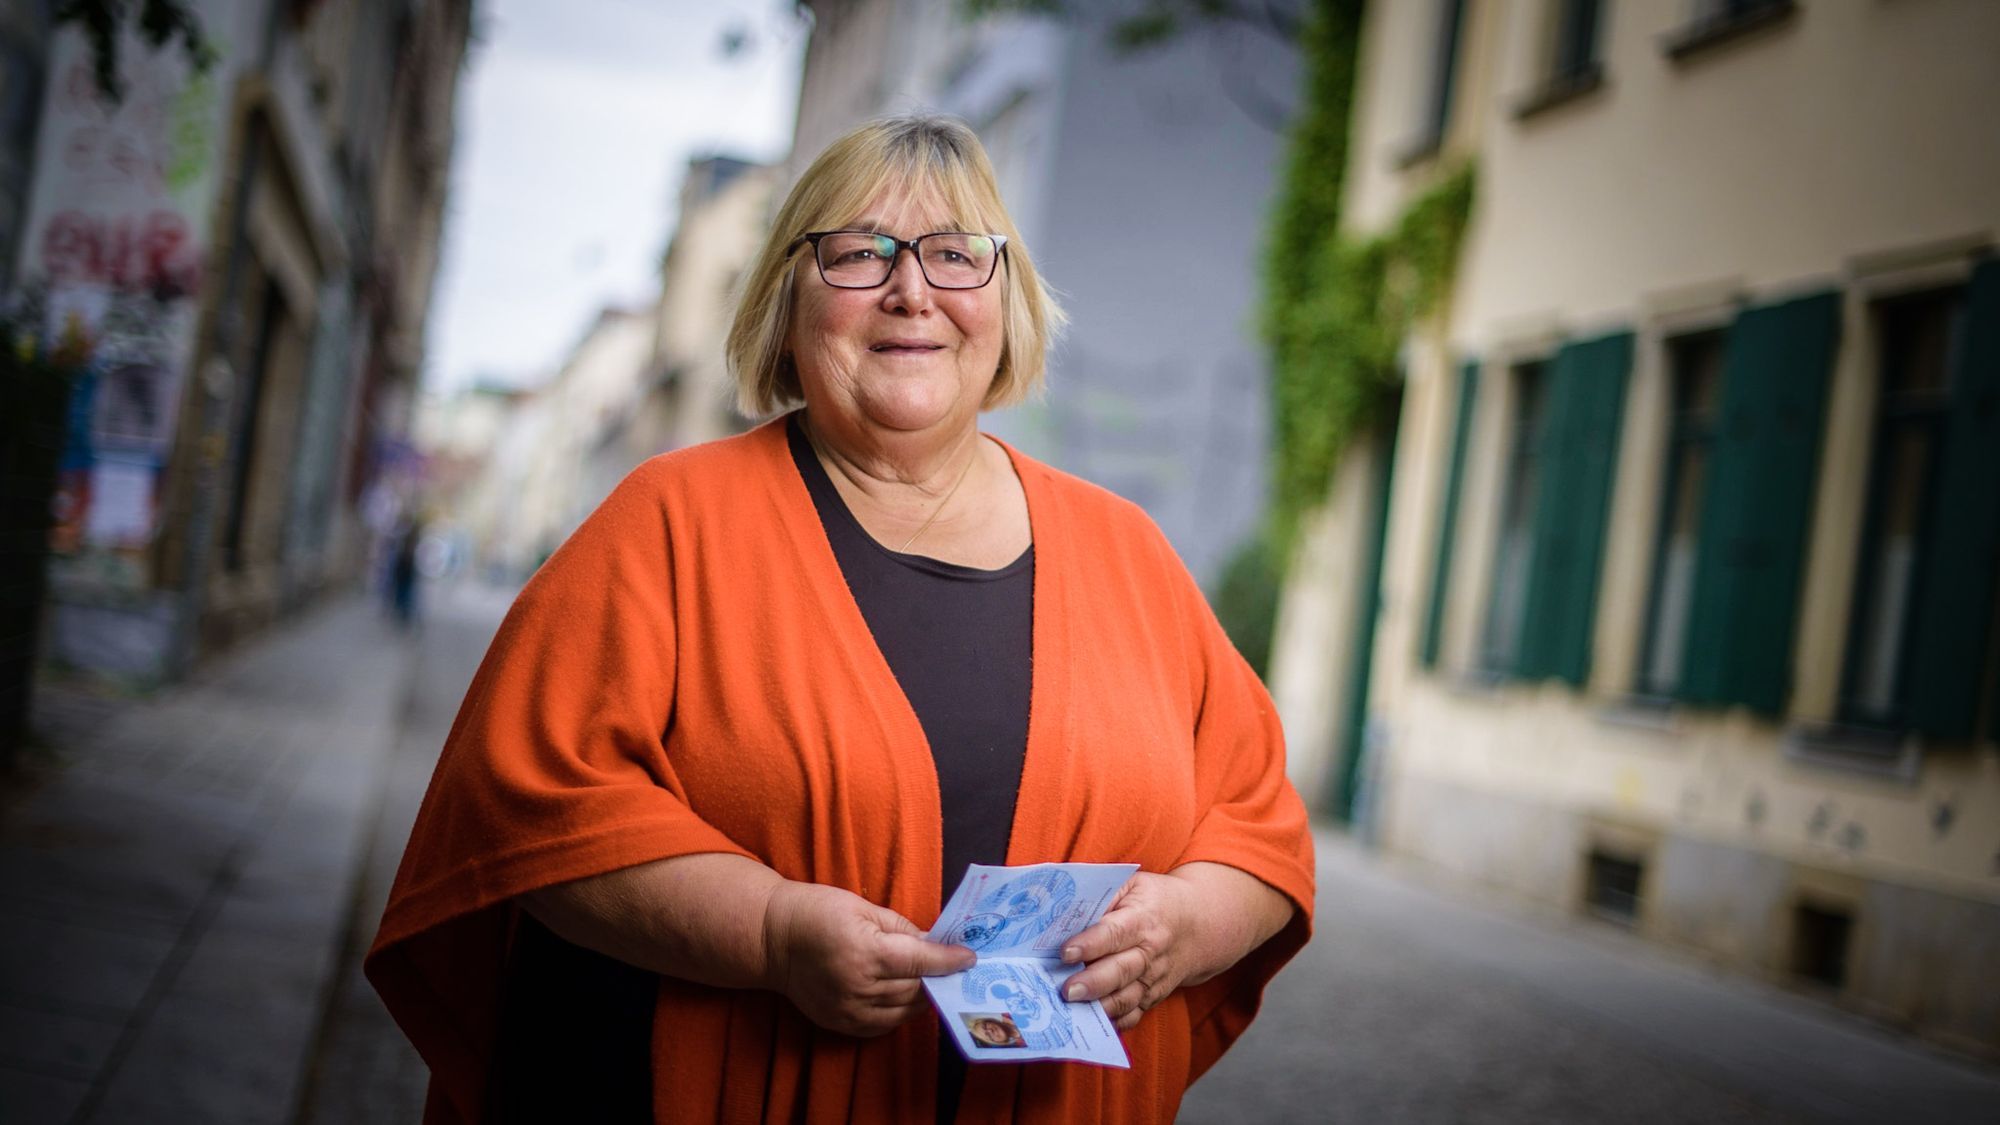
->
xmin=0 ymin=594 xmax=416 ymax=1124
xmin=1183 ymin=831 xmax=2000 ymax=1123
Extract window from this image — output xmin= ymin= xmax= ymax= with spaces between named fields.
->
xmin=1584 ymin=849 xmax=1645 ymax=925
xmin=1694 ymin=0 xmax=1788 ymax=18
xmin=1839 ymin=290 xmax=1961 ymax=730
xmin=1513 ymin=332 xmax=1634 ymax=686
xmin=1476 ymin=336 xmax=1636 ymax=687
xmin=1790 ymin=901 xmax=1854 ymax=989
xmin=1402 ymin=0 xmax=1466 ymax=163
xmin=1517 ymin=0 xmax=1607 ymax=118
xmin=1673 ymin=291 xmax=1842 ymax=717
xmin=1635 ymin=331 xmax=1724 ymax=698
xmin=1664 ymin=0 xmax=1796 ymax=62
xmin=1480 ymin=360 xmax=1548 ymax=671
xmin=1550 ymin=0 xmax=1604 ymax=82
xmin=1889 ymin=261 xmax=2000 ymax=743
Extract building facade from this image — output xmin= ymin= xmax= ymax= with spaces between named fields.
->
xmin=10 ymin=0 xmax=469 ymax=682
xmin=631 ymin=154 xmax=777 ymax=457
xmin=431 ymin=155 xmax=775 ymax=587
xmin=1272 ymin=0 xmax=2000 ymax=1058
xmin=791 ymin=0 xmax=1297 ymax=585
xmin=450 ymin=305 xmax=657 ymax=581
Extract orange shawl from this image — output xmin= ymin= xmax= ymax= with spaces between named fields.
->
xmin=366 ymin=417 xmax=1315 ymax=1123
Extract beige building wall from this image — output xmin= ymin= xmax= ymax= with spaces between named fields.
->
xmin=463 ymin=389 xmax=554 ymax=579
xmin=646 ymin=161 xmax=779 ymax=452
xmin=1269 ymin=431 xmax=1393 ymax=808
xmin=788 ymin=0 xmax=908 ymax=188
xmin=543 ymin=308 xmax=658 ymax=535
xmin=1298 ymin=0 xmax=2000 ymax=1059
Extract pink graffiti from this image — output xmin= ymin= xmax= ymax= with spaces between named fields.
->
xmin=53 ymin=58 xmax=175 ymax=193
xmin=40 ymin=209 xmax=202 ymax=294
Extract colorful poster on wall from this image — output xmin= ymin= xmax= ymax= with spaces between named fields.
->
xmin=13 ymin=5 xmax=235 ymax=584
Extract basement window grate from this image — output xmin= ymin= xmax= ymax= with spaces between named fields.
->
xmin=1791 ymin=903 xmax=1854 ymax=989
xmin=1584 ymin=850 xmax=1644 ymax=924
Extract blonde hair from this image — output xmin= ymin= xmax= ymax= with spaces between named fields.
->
xmin=727 ymin=115 xmax=1066 ymax=417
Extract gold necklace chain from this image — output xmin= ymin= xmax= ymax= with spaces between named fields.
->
xmin=897 ymin=440 xmax=976 ymax=553
xmin=801 ymin=413 xmax=978 ymax=554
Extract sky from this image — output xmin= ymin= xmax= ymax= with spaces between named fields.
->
xmin=424 ymin=0 xmax=806 ymax=396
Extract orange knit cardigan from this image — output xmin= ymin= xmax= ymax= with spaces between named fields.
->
xmin=366 ymin=417 xmax=1315 ymax=1124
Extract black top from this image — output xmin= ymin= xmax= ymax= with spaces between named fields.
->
xmin=486 ymin=419 xmax=1033 ymax=1124
xmin=787 ymin=415 xmax=1032 ymax=887
xmin=788 ymin=415 xmax=1032 ymax=1124
xmin=487 ymin=913 xmax=654 ymax=1123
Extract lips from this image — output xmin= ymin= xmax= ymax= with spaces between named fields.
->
xmin=869 ymin=339 xmax=945 ymax=353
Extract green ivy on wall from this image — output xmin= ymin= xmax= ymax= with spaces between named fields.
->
xmin=1211 ymin=0 xmax=1472 ymax=674
xmin=1260 ymin=0 xmax=1474 ymax=553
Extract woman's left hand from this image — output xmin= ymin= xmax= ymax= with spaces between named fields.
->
xmin=1056 ymin=871 xmax=1213 ymax=1032
xmin=1057 ymin=863 xmax=1295 ymax=1032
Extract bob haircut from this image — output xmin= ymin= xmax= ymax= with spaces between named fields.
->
xmin=727 ymin=115 xmax=1066 ymax=417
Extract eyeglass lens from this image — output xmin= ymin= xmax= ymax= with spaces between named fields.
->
xmin=816 ymin=233 xmax=998 ymax=289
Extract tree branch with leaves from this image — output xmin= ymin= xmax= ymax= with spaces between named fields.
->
xmin=57 ymin=0 xmax=217 ymax=105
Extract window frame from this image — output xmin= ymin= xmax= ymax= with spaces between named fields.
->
xmin=1479 ymin=357 xmax=1551 ymax=674
xmin=1515 ymin=0 xmax=1607 ymax=119
xmin=1399 ymin=0 xmax=1468 ymax=165
xmin=1662 ymin=0 xmax=1797 ymax=63
xmin=1835 ymin=286 xmax=1964 ymax=734
xmin=1633 ymin=328 xmax=1725 ymax=701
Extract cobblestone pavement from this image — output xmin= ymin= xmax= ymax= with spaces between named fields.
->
xmin=0 ymin=581 xmax=514 ymax=1124
xmin=1180 ymin=833 xmax=2000 ymax=1124
xmin=6 ymin=582 xmax=1997 ymax=1124
xmin=294 ymin=583 xmax=510 ymax=1125
xmin=0 ymin=587 xmax=426 ymax=1123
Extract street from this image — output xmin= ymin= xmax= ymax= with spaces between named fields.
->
xmin=2 ymin=585 xmax=1996 ymax=1123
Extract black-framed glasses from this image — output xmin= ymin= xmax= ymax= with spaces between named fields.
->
xmin=790 ymin=230 xmax=1008 ymax=290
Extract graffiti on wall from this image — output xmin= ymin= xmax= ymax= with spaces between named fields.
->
xmin=40 ymin=209 xmax=199 ymax=293
xmin=15 ymin=21 xmax=226 ymax=583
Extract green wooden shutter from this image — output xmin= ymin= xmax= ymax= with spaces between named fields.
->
xmin=1904 ymin=260 xmax=2000 ymax=740
xmin=1514 ymin=332 xmax=1633 ymax=686
xmin=1513 ymin=353 xmax=1580 ymax=680
xmin=1677 ymin=292 xmax=1843 ymax=715
xmin=1421 ymin=361 xmax=1479 ymax=670
xmin=1555 ymin=333 xmax=1635 ymax=686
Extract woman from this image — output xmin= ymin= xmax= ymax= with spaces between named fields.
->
xmin=367 ymin=115 xmax=1314 ymax=1124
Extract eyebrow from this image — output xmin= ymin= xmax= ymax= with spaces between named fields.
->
xmin=842 ymin=217 xmax=973 ymax=235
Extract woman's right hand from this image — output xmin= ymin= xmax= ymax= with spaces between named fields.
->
xmin=761 ymin=881 xmax=976 ymax=1037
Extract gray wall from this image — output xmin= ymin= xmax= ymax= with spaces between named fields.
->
xmin=986 ymin=18 xmax=1298 ymax=585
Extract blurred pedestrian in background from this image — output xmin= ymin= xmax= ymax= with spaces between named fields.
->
xmin=389 ymin=513 xmax=425 ymax=630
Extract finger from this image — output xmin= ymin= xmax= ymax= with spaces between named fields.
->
xmin=1061 ymin=906 xmax=1141 ymax=964
xmin=864 ymin=977 xmax=924 ymax=1009
xmin=1097 ymin=979 xmax=1147 ymax=1021
xmin=871 ymin=906 xmax=926 ymax=938
xmin=854 ymin=995 xmax=933 ymax=1037
xmin=1062 ymin=946 xmax=1147 ymax=1002
xmin=878 ymin=932 xmax=976 ymax=979
xmin=1115 ymin=1006 xmax=1145 ymax=1032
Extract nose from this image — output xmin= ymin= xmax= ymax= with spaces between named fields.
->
xmin=879 ymin=245 xmax=933 ymax=313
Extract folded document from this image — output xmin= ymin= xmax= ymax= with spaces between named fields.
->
xmin=923 ymin=861 xmax=1139 ymax=1067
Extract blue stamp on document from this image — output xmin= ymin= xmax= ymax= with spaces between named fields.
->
xmin=951 ymin=868 xmax=1079 ymax=954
